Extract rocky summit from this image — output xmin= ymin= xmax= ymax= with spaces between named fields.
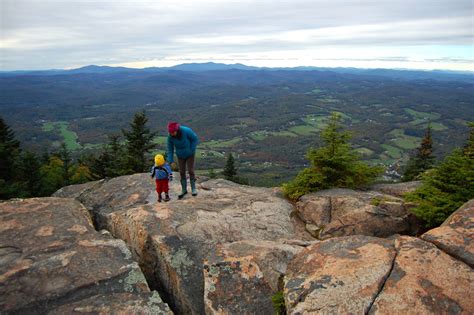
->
xmin=1 ymin=173 xmax=472 ymax=314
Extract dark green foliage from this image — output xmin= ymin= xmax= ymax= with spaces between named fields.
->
xmin=208 ymin=169 xmax=217 ymax=179
xmin=283 ymin=113 xmax=383 ymax=200
xmin=0 ymin=117 xmax=21 ymax=199
xmin=59 ymin=143 xmax=72 ymax=186
xmin=405 ymin=147 xmax=474 ymax=227
xmin=271 ymin=291 xmax=286 ymax=315
xmin=122 ymin=111 xmax=156 ymax=173
xmin=222 ymin=153 xmax=250 ymax=185
xmin=0 ymin=117 xmax=95 ymax=199
xmin=86 ymin=134 xmax=127 ymax=179
xmin=222 ymin=153 xmax=237 ymax=180
xmin=0 ymin=117 xmax=20 ymax=182
xmin=464 ymin=122 xmax=474 ymax=159
xmin=403 ymin=124 xmax=435 ymax=181
xmin=15 ymin=151 xmax=42 ymax=197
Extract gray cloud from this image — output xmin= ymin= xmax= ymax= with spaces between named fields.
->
xmin=1 ymin=0 xmax=473 ymax=70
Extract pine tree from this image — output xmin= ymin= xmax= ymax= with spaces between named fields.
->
xmin=403 ymin=124 xmax=435 ymax=181
xmin=222 ymin=153 xmax=237 ymax=180
xmin=0 ymin=117 xmax=21 ymax=199
xmin=58 ymin=142 xmax=72 ymax=186
xmin=16 ymin=151 xmax=42 ymax=197
xmin=406 ymin=123 xmax=474 ymax=227
xmin=0 ymin=117 xmax=20 ymax=182
xmin=283 ymin=112 xmax=382 ymax=200
xmin=463 ymin=122 xmax=474 ymax=159
xmin=122 ymin=111 xmax=156 ymax=173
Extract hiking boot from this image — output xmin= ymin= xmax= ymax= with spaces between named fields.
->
xmin=178 ymin=179 xmax=188 ymax=200
xmin=164 ymin=193 xmax=170 ymax=202
xmin=191 ymin=179 xmax=198 ymax=196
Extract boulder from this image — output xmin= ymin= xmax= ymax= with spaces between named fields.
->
xmin=62 ymin=175 xmax=298 ymax=314
xmin=52 ymin=179 xmax=103 ymax=199
xmin=370 ymin=236 xmax=473 ymax=314
xmin=371 ymin=181 xmax=422 ymax=197
xmin=284 ymin=234 xmax=474 ymax=314
xmin=296 ymin=189 xmax=421 ymax=239
xmin=0 ymin=197 xmax=171 ymax=314
xmin=203 ymin=240 xmax=302 ymax=314
xmin=421 ymin=199 xmax=474 ymax=267
xmin=284 ymin=235 xmax=396 ymax=314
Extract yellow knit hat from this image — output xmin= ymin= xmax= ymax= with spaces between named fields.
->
xmin=154 ymin=154 xmax=165 ymax=166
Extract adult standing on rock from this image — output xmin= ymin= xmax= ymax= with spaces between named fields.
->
xmin=166 ymin=122 xmax=199 ymax=199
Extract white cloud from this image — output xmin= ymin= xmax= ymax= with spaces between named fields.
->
xmin=1 ymin=0 xmax=473 ymax=70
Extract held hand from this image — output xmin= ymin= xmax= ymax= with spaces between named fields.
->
xmin=171 ymin=162 xmax=178 ymax=171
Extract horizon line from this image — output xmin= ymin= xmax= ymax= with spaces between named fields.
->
xmin=2 ymin=61 xmax=474 ymax=73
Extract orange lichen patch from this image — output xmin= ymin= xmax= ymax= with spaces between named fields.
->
xmin=67 ymin=225 xmax=89 ymax=234
xmin=238 ymin=257 xmax=263 ymax=280
xmin=0 ymin=219 xmax=24 ymax=232
xmin=0 ymin=259 xmax=33 ymax=282
xmin=35 ymin=225 xmax=54 ymax=236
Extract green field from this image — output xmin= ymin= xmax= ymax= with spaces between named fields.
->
xmin=410 ymin=121 xmax=448 ymax=131
xmin=42 ymin=121 xmax=81 ymax=151
xmin=202 ymin=137 xmax=242 ymax=148
xmin=355 ymin=147 xmax=374 ymax=157
xmin=381 ymin=144 xmax=403 ymax=159
xmin=404 ymin=108 xmax=440 ymax=120
xmin=389 ymin=129 xmax=420 ymax=150
xmin=289 ymin=125 xmax=318 ymax=136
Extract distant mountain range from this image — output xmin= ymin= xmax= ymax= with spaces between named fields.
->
xmin=1 ymin=62 xmax=473 ymax=82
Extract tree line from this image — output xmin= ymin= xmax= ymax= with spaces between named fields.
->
xmin=0 ymin=111 xmax=156 ymax=199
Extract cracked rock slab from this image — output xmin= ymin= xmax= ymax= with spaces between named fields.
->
xmin=203 ymin=240 xmax=302 ymax=314
xmin=370 ymin=236 xmax=473 ymax=314
xmin=421 ymin=199 xmax=474 ymax=268
xmin=0 ymin=197 xmax=171 ymax=314
xmin=284 ymin=235 xmax=397 ymax=314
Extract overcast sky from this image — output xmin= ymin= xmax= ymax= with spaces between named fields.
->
xmin=1 ymin=0 xmax=473 ymax=71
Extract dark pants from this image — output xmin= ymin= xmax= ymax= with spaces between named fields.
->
xmin=178 ymin=154 xmax=195 ymax=181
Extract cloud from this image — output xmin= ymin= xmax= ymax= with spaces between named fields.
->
xmin=1 ymin=0 xmax=473 ymax=70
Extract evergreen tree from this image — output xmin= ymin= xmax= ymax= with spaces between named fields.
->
xmin=223 ymin=153 xmax=237 ymax=180
xmin=122 ymin=111 xmax=156 ymax=173
xmin=403 ymin=124 xmax=435 ymax=181
xmin=0 ymin=117 xmax=21 ymax=199
xmin=0 ymin=117 xmax=20 ymax=181
xmin=107 ymin=134 xmax=126 ymax=176
xmin=283 ymin=112 xmax=382 ymax=200
xmin=58 ymin=143 xmax=72 ymax=186
xmin=16 ymin=151 xmax=42 ymax=197
xmin=406 ymin=123 xmax=474 ymax=227
xmin=463 ymin=122 xmax=474 ymax=159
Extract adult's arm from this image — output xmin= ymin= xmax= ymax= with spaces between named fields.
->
xmin=166 ymin=136 xmax=174 ymax=163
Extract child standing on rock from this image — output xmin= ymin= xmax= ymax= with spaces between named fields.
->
xmin=151 ymin=154 xmax=173 ymax=202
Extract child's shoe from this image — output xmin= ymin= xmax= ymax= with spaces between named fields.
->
xmin=164 ymin=193 xmax=170 ymax=202
xmin=158 ymin=194 xmax=162 ymax=203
